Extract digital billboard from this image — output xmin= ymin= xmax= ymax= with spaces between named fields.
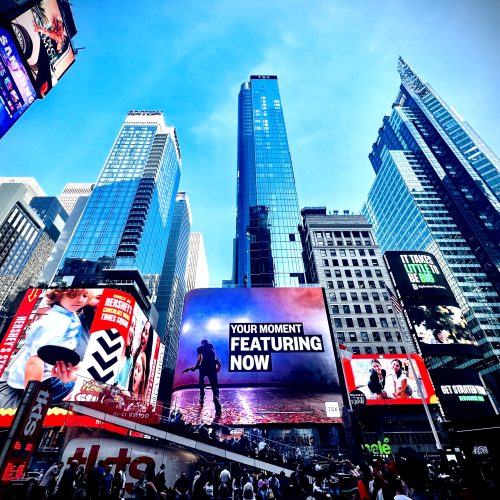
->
xmin=429 ymin=369 xmax=496 ymax=420
xmin=172 ymin=288 xmax=343 ymax=425
xmin=384 ymin=251 xmax=453 ymax=299
xmin=0 ymin=26 xmax=37 ymax=139
xmin=0 ymin=288 xmax=164 ymax=423
xmin=10 ymin=0 xmax=75 ymax=97
xmin=342 ymin=354 xmax=437 ymax=405
xmin=384 ymin=251 xmax=480 ymax=357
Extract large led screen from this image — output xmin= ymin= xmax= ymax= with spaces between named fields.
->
xmin=11 ymin=0 xmax=75 ymax=97
xmin=384 ymin=251 xmax=453 ymax=299
xmin=0 ymin=288 xmax=164 ymax=423
xmin=342 ymin=354 xmax=436 ymax=405
xmin=429 ymin=369 xmax=496 ymax=420
xmin=0 ymin=27 xmax=37 ymax=139
xmin=172 ymin=288 xmax=343 ymax=425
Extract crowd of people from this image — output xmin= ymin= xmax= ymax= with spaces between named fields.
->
xmin=24 ymin=446 xmax=498 ymax=500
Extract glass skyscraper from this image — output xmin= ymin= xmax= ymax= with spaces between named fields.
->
xmin=54 ymin=111 xmax=181 ymax=303
xmin=362 ymin=58 xmax=500 ymax=398
xmin=234 ymin=75 xmax=305 ymax=287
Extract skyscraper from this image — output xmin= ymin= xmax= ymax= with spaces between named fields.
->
xmin=185 ymin=232 xmax=209 ymax=291
xmin=362 ymin=58 xmax=500 ymax=397
xmin=58 ymin=182 xmax=94 ymax=215
xmin=54 ymin=111 xmax=181 ymax=304
xmin=234 ymin=75 xmax=305 ymax=287
xmin=156 ymin=192 xmax=191 ymax=372
xmin=299 ymin=208 xmax=415 ymax=356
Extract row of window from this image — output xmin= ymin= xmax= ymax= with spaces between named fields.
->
xmin=320 ymin=248 xmax=376 ymax=257
xmin=326 ymin=280 xmax=386 ymax=290
xmin=325 ymin=268 xmax=383 ymax=278
xmin=332 ymin=303 xmax=387 ymax=314
xmin=329 ymin=291 xmax=390 ymax=302
xmin=337 ymin=331 xmax=401 ymax=343
xmin=322 ymin=258 xmax=379 ymax=267
xmin=333 ymin=317 xmax=396 ymax=328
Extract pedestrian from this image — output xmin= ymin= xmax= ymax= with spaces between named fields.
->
xmin=39 ymin=461 xmax=64 ymax=499
xmin=155 ymin=464 xmax=167 ymax=493
xmin=56 ymin=460 xmax=79 ymax=498
xmin=87 ymin=459 xmax=106 ymax=499
xmin=102 ymin=465 xmax=115 ymax=498
xmin=113 ymin=464 xmax=127 ymax=499
xmin=174 ymin=471 xmax=191 ymax=499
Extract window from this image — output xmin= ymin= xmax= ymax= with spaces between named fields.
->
xmin=337 ymin=281 xmax=345 ymax=288
xmin=335 ymin=270 xmax=342 ymax=277
xmin=376 ymin=346 xmax=385 ymax=354
xmin=364 ymin=346 xmax=373 ymax=354
xmin=349 ymin=249 xmax=356 ymax=256
xmin=332 ymin=259 xmax=339 ymax=266
xmin=337 ymin=332 xmax=345 ymax=342
xmin=365 ymin=270 xmax=373 ymax=277
xmin=345 ymin=270 xmax=352 ymax=277
xmin=400 ymin=346 xmax=406 ymax=354
xmin=379 ymin=281 xmax=386 ymax=288
xmin=358 ymin=281 xmax=365 ymax=288
xmin=361 ymin=292 xmax=369 ymax=301
xmin=396 ymin=332 xmax=402 ymax=341
xmin=334 ymin=318 xmax=343 ymax=328
xmin=380 ymin=318 xmax=389 ymax=327
xmin=359 ymin=249 xmax=366 ymax=256
xmin=372 ymin=259 xmax=379 ymax=266
xmin=358 ymin=318 xmax=366 ymax=327
xmin=389 ymin=346 xmax=397 ymax=354
xmin=355 ymin=270 xmax=362 ymax=278
xmin=352 ymin=347 xmax=361 ymax=354
xmin=364 ymin=305 xmax=372 ymax=313
xmin=343 ymin=305 xmax=351 ymax=314
xmin=354 ymin=304 xmax=362 ymax=313
xmin=339 ymin=249 xmax=346 ymax=256
xmin=368 ymin=281 xmax=376 ymax=289
xmin=375 ymin=269 xmax=383 ymax=277
xmin=342 ymin=259 xmax=349 ymax=266
xmin=352 ymin=259 xmax=359 ymax=266
xmin=325 ymin=232 xmax=332 ymax=238
xmin=361 ymin=331 xmax=369 ymax=341
xmin=329 ymin=292 xmax=337 ymax=301
xmin=368 ymin=249 xmax=375 ymax=256
xmin=376 ymin=304 xmax=384 ymax=313
xmin=330 ymin=250 xmax=337 ymax=256
xmin=315 ymin=231 xmax=323 ymax=239
xmin=340 ymin=292 xmax=348 ymax=301
xmin=373 ymin=332 xmax=381 ymax=341
xmin=362 ymin=259 xmax=369 ymax=266
xmin=348 ymin=281 xmax=355 ymax=289
xmin=327 ymin=281 xmax=334 ymax=289
xmin=391 ymin=318 xmax=397 ymax=327
xmin=372 ymin=292 xmax=380 ymax=301
xmin=384 ymin=332 xmax=393 ymax=341
xmin=322 ymin=259 xmax=329 ymax=266
xmin=350 ymin=292 xmax=358 ymax=301
xmin=349 ymin=332 xmax=358 ymax=342
xmin=325 ymin=270 xmax=332 ymax=278
xmin=346 ymin=318 xmax=354 ymax=327
xmin=320 ymin=250 xmax=327 ymax=257
xmin=331 ymin=305 xmax=339 ymax=314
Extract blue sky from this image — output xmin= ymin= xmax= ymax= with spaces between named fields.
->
xmin=1 ymin=0 xmax=499 ymax=286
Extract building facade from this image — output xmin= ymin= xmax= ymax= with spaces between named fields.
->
xmin=185 ymin=232 xmax=209 ymax=291
xmin=362 ymin=58 xmax=500 ymax=398
xmin=156 ymin=192 xmax=191 ymax=373
xmin=58 ymin=182 xmax=94 ymax=215
xmin=0 ymin=184 xmax=53 ymax=310
xmin=234 ymin=75 xmax=306 ymax=287
xmin=53 ymin=111 xmax=182 ymax=304
xmin=300 ymin=208 xmax=414 ymax=356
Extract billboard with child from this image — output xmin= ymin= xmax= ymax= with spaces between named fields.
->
xmin=0 ymin=288 xmax=163 ymax=424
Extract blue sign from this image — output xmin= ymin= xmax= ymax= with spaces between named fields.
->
xmin=0 ymin=27 xmax=36 ymax=139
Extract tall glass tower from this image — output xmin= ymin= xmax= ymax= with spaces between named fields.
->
xmin=234 ymin=75 xmax=305 ymax=287
xmin=362 ymin=58 xmax=500 ymax=398
xmin=54 ymin=111 xmax=181 ymax=303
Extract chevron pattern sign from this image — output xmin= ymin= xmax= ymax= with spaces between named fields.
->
xmin=81 ymin=329 xmax=124 ymax=384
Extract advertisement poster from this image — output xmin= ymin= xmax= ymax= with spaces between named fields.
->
xmin=407 ymin=300 xmax=477 ymax=347
xmin=384 ymin=251 xmax=453 ymax=299
xmin=171 ymin=287 xmax=343 ymax=425
xmin=429 ymin=369 xmax=496 ymax=419
xmin=342 ymin=354 xmax=437 ymax=405
xmin=0 ymin=27 xmax=37 ymax=138
xmin=11 ymin=0 xmax=75 ymax=97
xmin=0 ymin=288 xmax=162 ymax=424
